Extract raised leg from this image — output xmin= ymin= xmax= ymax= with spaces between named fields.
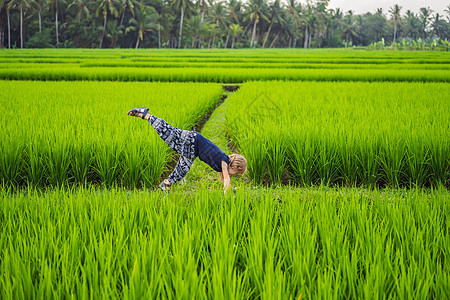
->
xmin=148 ymin=116 xmax=197 ymax=159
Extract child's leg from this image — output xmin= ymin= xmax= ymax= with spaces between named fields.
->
xmin=148 ymin=115 xmax=197 ymax=159
xmin=167 ymin=155 xmax=196 ymax=184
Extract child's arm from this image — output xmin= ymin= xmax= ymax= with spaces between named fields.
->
xmin=221 ymin=161 xmax=231 ymax=193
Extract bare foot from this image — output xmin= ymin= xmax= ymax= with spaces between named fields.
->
xmin=159 ymin=179 xmax=172 ymax=192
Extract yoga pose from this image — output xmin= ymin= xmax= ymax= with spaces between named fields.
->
xmin=127 ymin=108 xmax=247 ymax=193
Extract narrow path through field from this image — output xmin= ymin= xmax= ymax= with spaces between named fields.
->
xmin=182 ymin=84 xmax=245 ymax=190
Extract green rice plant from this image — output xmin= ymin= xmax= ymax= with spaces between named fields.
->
xmin=356 ymin=135 xmax=381 ymax=187
xmin=244 ymin=192 xmax=287 ymax=298
xmin=93 ymin=138 xmax=123 ymax=187
xmin=280 ymin=198 xmax=318 ymax=299
xmin=316 ymin=138 xmax=341 ymax=186
xmin=71 ymin=142 xmax=94 ymax=186
xmin=428 ymin=128 xmax=450 ymax=187
xmin=226 ymin=81 xmax=449 ymax=187
xmin=2 ymin=47 xmax=450 ymax=61
xmin=140 ymin=147 xmax=168 ymax=188
xmin=338 ymin=134 xmax=359 ymax=185
xmin=44 ymin=132 xmax=73 ymax=186
xmin=204 ymin=189 xmax=251 ymax=299
xmin=287 ymin=130 xmax=318 ymax=186
xmin=240 ymin=139 xmax=268 ymax=185
xmin=265 ymin=134 xmax=288 ymax=185
xmin=1 ymin=66 xmax=449 ymax=83
xmin=0 ymin=185 xmax=448 ymax=298
xmin=24 ymin=136 xmax=48 ymax=187
xmin=0 ymin=138 xmax=24 ymax=186
xmin=0 ymin=81 xmax=223 ymax=187
xmin=121 ymin=141 xmax=146 ymax=189
xmin=79 ymin=61 xmax=450 ymax=70
xmin=378 ymin=137 xmax=407 ymax=188
xmin=404 ymin=137 xmax=431 ymax=187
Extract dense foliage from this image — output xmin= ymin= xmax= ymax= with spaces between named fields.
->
xmin=1 ymin=49 xmax=449 ymax=188
xmin=0 ymin=80 xmax=223 ymax=187
xmin=0 ymin=48 xmax=449 ymax=298
xmin=0 ymin=0 xmax=449 ymax=49
xmin=1 ymin=186 xmax=449 ymax=299
xmin=1 ymin=48 xmax=450 ymax=83
xmin=227 ymin=81 xmax=450 ymax=188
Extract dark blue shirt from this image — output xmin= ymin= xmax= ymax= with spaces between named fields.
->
xmin=195 ymin=133 xmax=229 ymax=172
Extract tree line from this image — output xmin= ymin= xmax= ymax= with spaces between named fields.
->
xmin=0 ymin=0 xmax=449 ymax=49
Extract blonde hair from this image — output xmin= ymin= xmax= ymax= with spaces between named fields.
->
xmin=229 ymin=154 xmax=247 ymax=174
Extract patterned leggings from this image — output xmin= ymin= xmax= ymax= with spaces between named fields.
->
xmin=148 ymin=115 xmax=197 ymax=184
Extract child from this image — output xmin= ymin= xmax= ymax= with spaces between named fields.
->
xmin=127 ymin=107 xmax=247 ymax=193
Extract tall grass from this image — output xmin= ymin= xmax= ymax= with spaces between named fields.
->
xmin=0 ymin=66 xmax=449 ymax=83
xmin=1 ymin=48 xmax=449 ymax=61
xmin=0 ymin=185 xmax=448 ymax=298
xmin=226 ymin=81 xmax=450 ymax=187
xmin=79 ymin=61 xmax=450 ymax=70
xmin=0 ymin=81 xmax=223 ymax=187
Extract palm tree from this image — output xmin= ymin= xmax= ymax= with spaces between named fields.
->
xmin=198 ymin=0 xmax=214 ymax=24
xmin=118 ymin=0 xmax=134 ymax=26
xmin=301 ymin=3 xmax=313 ymax=49
xmin=126 ymin=1 xmax=159 ymax=48
xmin=341 ymin=10 xmax=357 ymax=48
xmin=227 ymin=0 xmax=241 ymax=25
xmin=8 ymin=0 xmax=33 ymax=48
xmin=67 ymin=0 xmax=90 ymax=23
xmin=49 ymin=0 xmax=65 ymax=47
xmin=96 ymin=0 xmax=119 ymax=48
xmin=7 ymin=0 xmax=11 ymax=48
xmin=0 ymin=0 xmax=10 ymax=48
xmin=106 ymin=19 xmax=123 ymax=47
xmin=171 ymin=0 xmax=194 ymax=48
xmin=32 ymin=0 xmax=48 ymax=33
xmin=187 ymin=14 xmax=201 ymax=47
xmin=313 ymin=0 xmax=329 ymax=48
xmin=262 ymin=0 xmax=282 ymax=48
xmin=285 ymin=0 xmax=302 ymax=47
xmin=355 ymin=14 xmax=364 ymax=46
xmin=389 ymin=4 xmax=401 ymax=47
xmin=197 ymin=0 xmax=205 ymax=23
xmin=419 ymin=7 xmax=433 ymax=39
xmin=245 ymin=0 xmax=268 ymax=47
xmin=229 ymin=23 xmax=242 ymax=48
xmin=278 ymin=11 xmax=298 ymax=47
xmin=205 ymin=22 xmax=215 ymax=48
xmin=209 ymin=1 xmax=227 ymax=47
xmin=403 ymin=10 xmax=420 ymax=39
xmin=431 ymin=13 xmax=446 ymax=40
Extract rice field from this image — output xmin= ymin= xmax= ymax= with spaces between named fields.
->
xmin=226 ymin=81 xmax=450 ymax=188
xmin=0 ymin=80 xmax=223 ymax=187
xmin=1 ymin=49 xmax=449 ymax=83
xmin=1 ymin=186 xmax=449 ymax=299
xmin=0 ymin=48 xmax=449 ymax=298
